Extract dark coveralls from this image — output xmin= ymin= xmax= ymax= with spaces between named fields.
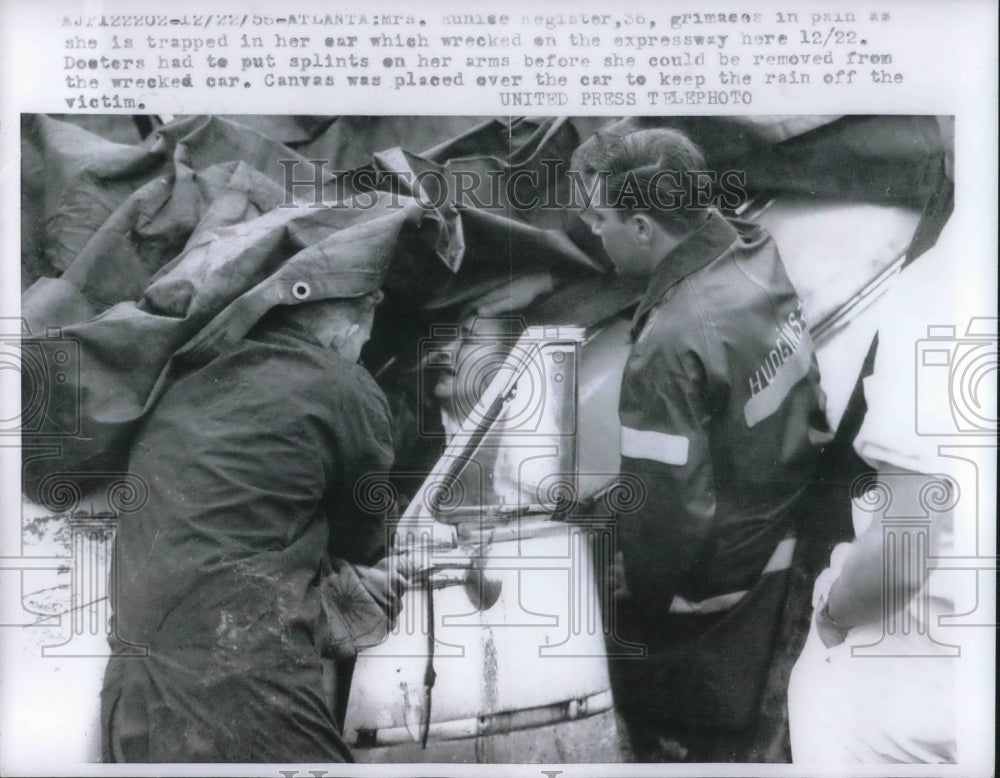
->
xmin=101 ymin=318 xmax=394 ymax=762
xmin=612 ymin=210 xmax=830 ymax=745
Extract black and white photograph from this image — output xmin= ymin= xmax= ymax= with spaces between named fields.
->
xmin=1 ymin=3 xmax=996 ymax=778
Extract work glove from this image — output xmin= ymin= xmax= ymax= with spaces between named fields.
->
xmin=320 ymin=555 xmax=409 ymax=662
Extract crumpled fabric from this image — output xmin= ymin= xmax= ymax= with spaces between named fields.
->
xmin=605 ymin=115 xmax=949 ymax=204
xmin=19 ymin=114 xmax=599 ymax=500
xmin=20 ymin=114 xmax=951 ymax=504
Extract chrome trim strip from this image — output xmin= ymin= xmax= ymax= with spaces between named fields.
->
xmin=350 ymin=689 xmax=614 ymax=747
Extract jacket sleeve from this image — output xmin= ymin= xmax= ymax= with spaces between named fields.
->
xmin=617 ymin=320 xmax=716 ymax=611
xmin=321 ymin=362 xmax=398 ymax=567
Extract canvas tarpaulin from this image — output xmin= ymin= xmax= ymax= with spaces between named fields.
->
xmin=19 ymin=113 xmax=952 ymax=505
xmin=19 ymin=114 xmax=602 ymax=501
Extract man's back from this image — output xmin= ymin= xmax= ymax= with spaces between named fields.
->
xmin=103 ymin=319 xmax=394 ymax=762
xmin=113 ymin=320 xmax=393 ymax=643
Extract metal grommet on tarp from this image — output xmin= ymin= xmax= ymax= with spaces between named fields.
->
xmin=291 ymin=281 xmax=311 ymax=300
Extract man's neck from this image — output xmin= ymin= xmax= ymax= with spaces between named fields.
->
xmin=649 ymin=210 xmax=712 ymax=271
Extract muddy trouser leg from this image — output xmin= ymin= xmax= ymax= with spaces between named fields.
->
xmin=101 ymin=662 xmax=149 ymax=763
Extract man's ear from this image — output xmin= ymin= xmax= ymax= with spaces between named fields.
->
xmin=630 ymin=212 xmax=656 ymax=244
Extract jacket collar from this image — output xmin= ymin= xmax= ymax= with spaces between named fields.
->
xmin=631 ymin=209 xmax=738 ymax=335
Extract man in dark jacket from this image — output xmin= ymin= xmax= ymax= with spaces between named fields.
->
xmin=573 ymin=128 xmax=831 ymax=759
xmin=101 ymin=289 xmax=404 ymax=763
